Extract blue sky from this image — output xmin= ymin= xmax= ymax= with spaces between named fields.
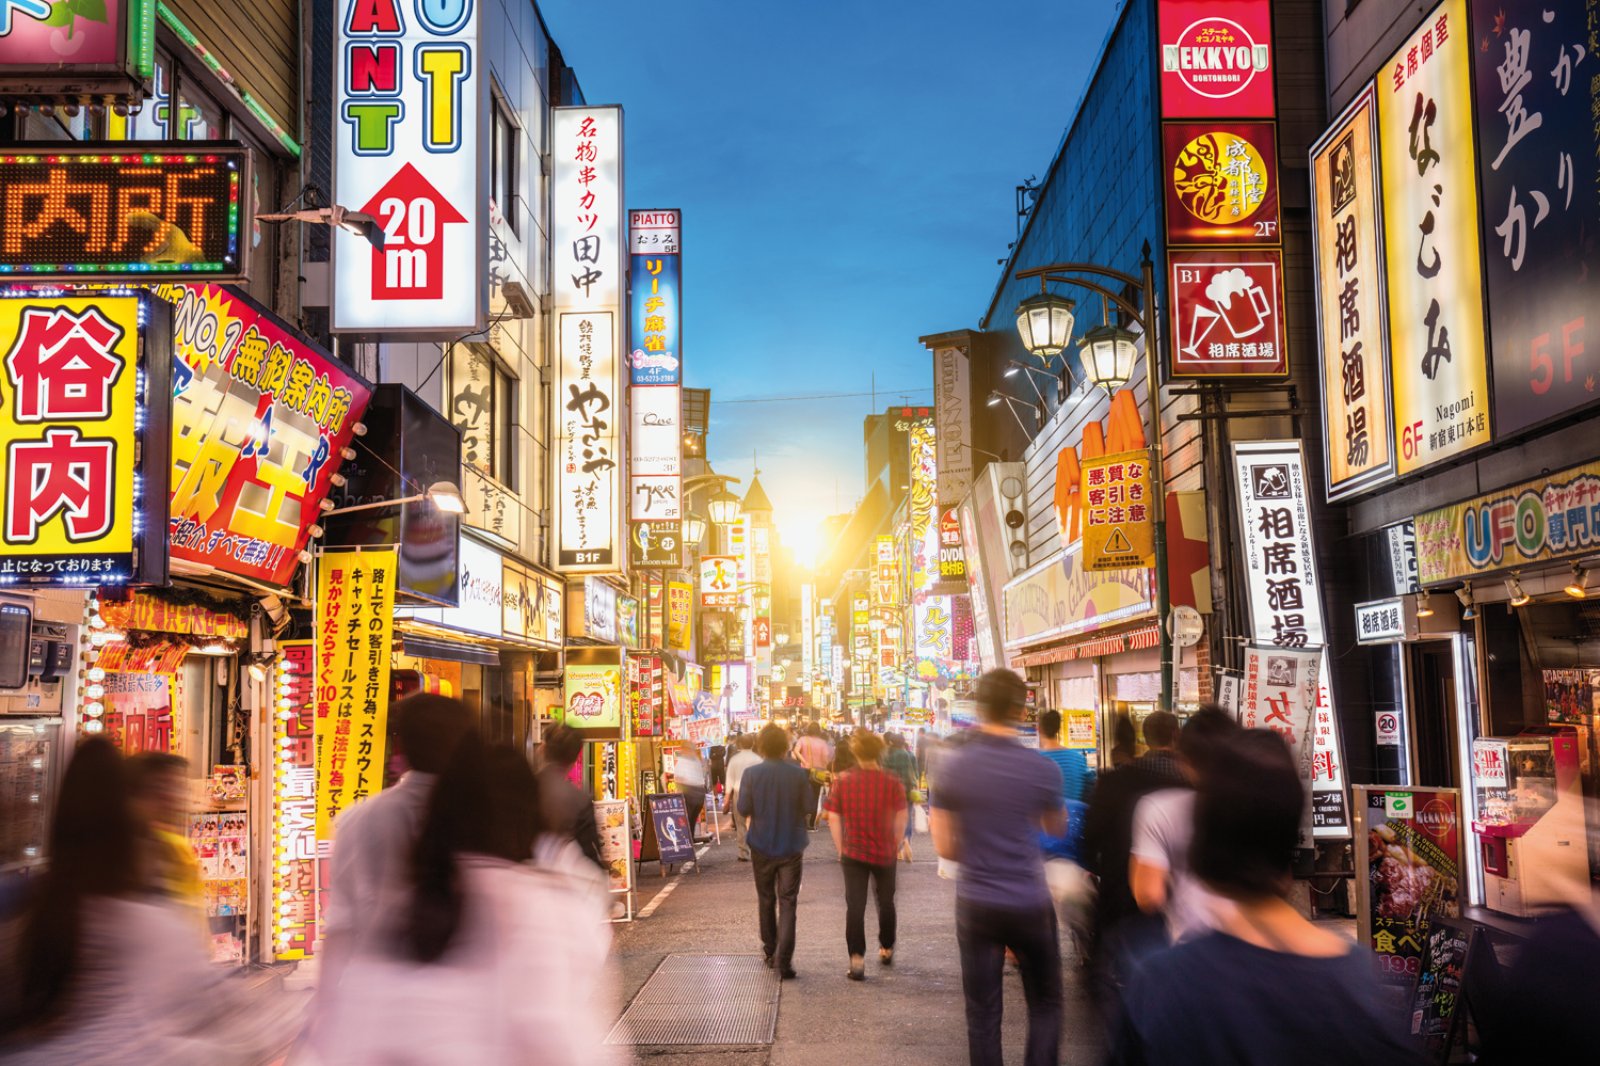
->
xmin=540 ymin=0 xmax=1121 ymax=560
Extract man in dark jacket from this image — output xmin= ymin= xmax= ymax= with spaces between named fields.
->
xmin=536 ymin=723 xmax=604 ymax=869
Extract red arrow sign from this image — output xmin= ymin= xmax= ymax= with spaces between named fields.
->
xmin=358 ymin=163 xmax=467 ymax=302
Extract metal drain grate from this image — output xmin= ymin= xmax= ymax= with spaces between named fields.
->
xmin=606 ymin=954 xmax=780 ymax=1045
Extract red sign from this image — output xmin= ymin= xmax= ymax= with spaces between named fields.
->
xmin=1168 ymin=249 xmax=1287 ymax=377
xmin=1162 ymin=121 xmax=1280 ymax=245
xmin=753 ymin=617 xmax=772 ymax=649
xmin=1158 ymin=0 xmax=1275 ymax=118
xmin=359 ymin=163 xmax=467 ymax=302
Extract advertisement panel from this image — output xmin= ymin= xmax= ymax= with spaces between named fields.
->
xmin=0 ymin=145 xmax=247 ymax=281
xmin=1001 ymin=551 xmax=1154 ymax=650
xmin=1241 ymin=644 xmax=1321 ymax=846
xmin=314 ymin=548 xmax=398 ymax=840
xmin=666 ymin=581 xmax=693 ymax=650
xmin=0 ymin=293 xmax=169 ymax=586
xmin=1157 ymin=0 xmax=1275 ymax=118
xmin=629 ymin=521 xmax=681 ymax=569
xmin=555 ymin=311 xmax=620 ymax=570
xmin=500 ymin=560 xmax=562 ymax=649
xmin=1311 ymin=84 xmax=1395 ymax=500
xmin=1413 ymin=460 xmax=1600 ymax=584
xmin=565 ymin=664 xmax=623 ymax=732
xmin=1378 ymin=0 xmax=1492 ymax=475
xmin=0 ymin=0 xmax=152 ymax=92
xmin=162 ymin=283 xmax=371 ymax=587
xmin=630 ymin=473 xmax=680 ymax=522
xmin=1162 ymin=121 xmax=1281 ymax=245
xmin=396 ymin=534 xmax=502 ymax=637
xmin=593 ymin=799 xmax=632 ymax=894
xmin=931 ymin=342 xmax=973 ymax=508
xmin=333 ymin=0 xmax=483 ymax=332
xmin=629 ymin=386 xmax=681 ymax=475
xmin=1168 ymin=249 xmax=1287 ymax=376
xmin=271 ymin=642 xmax=318 ymax=960
xmin=1469 ymin=0 xmax=1600 ymax=436
xmin=700 ymin=555 xmax=738 ymax=608
xmin=1080 ymin=449 xmax=1156 ymax=571
xmin=553 ymin=106 xmax=624 ymax=316
xmin=628 ymin=209 xmax=681 ymax=387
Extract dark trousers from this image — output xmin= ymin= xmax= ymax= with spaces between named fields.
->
xmin=841 ymin=857 xmax=897 ymax=957
xmin=955 ymin=898 xmax=1063 ymax=1066
xmin=683 ymin=788 xmax=706 ymax=839
xmin=750 ymin=848 xmax=803 ymax=968
xmin=806 ymin=778 xmax=823 ymax=829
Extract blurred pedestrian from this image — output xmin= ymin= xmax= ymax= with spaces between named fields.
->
xmin=673 ymin=741 xmax=709 ymax=842
xmin=311 ymin=734 xmax=614 ymax=1065
xmin=1036 ymin=710 xmax=1094 ymax=803
xmin=882 ymin=732 xmax=920 ymax=863
xmin=824 ymin=730 xmax=908 ymax=980
xmin=1129 ymin=706 xmax=1239 ymax=942
xmin=793 ymin=725 xmax=831 ymax=830
xmin=1476 ymin=894 xmax=1600 ymax=1064
xmin=930 ymin=669 xmax=1066 ymax=1066
xmin=537 ymin=723 xmax=604 ymax=869
xmin=915 ymin=728 xmax=931 ymax=777
xmin=1109 ymin=714 xmax=1136 ymax=769
xmin=725 ymin=734 xmax=761 ymax=862
xmin=737 ymin=724 xmax=811 ymax=979
xmin=126 ymin=752 xmax=204 ymax=911
xmin=1109 ymin=730 xmax=1421 ymax=1066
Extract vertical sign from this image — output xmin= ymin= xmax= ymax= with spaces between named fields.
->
xmin=272 ymin=641 xmax=318 ymax=960
xmin=629 ymin=208 xmax=682 ymax=569
xmin=553 ymin=107 xmax=624 ymax=572
xmin=1311 ymin=84 xmax=1395 ymax=499
xmin=1080 ymin=450 xmax=1156 ymax=571
xmin=1379 ymin=0 xmax=1492 ymax=475
xmin=314 ymin=548 xmax=398 ymax=840
xmin=1468 ymin=0 xmax=1600 ymax=436
xmin=667 ymin=581 xmax=692 ymax=650
xmin=931 ymin=344 xmax=973 ymax=508
xmin=1241 ymin=644 xmax=1322 ymax=847
xmin=1232 ymin=441 xmax=1350 ymax=837
xmin=629 ymin=209 xmax=682 ymax=386
xmin=333 ymin=0 xmax=483 ymax=332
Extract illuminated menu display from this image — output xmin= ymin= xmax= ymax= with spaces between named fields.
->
xmin=0 ymin=144 xmax=249 ymax=281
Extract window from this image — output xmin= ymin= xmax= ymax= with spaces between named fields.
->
xmin=449 ymin=343 xmax=518 ymax=491
xmin=491 ymin=96 xmax=520 ymax=236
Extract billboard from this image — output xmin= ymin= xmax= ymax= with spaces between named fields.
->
xmin=1157 ymin=0 xmax=1275 ymax=118
xmin=333 ymin=0 xmax=484 ymax=333
xmin=1168 ymin=248 xmax=1287 ymax=376
xmin=0 ymin=0 xmax=153 ymax=95
xmin=1162 ymin=121 xmax=1281 ymax=245
xmin=1414 ymin=460 xmax=1600 ymax=585
xmin=555 ymin=311 xmax=620 ymax=570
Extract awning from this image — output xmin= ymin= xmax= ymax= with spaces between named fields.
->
xmin=1009 ymin=622 xmax=1163 ymax=669
xmin=399 ymin=634 xmax=501 ymax=666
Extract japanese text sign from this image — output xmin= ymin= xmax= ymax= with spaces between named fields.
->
xmin=553 ymin=108 xmax=623 ymax=313
xmin=1241 ymin=644 xmax=1320 ymax=846
xmin=700 ymin=554 xmax=738 ymax=609
xmin=1468 ymin=0 xmax=1600 ymax=436
xmin=0 ymin=145 xmax=248 ymax=281
xmin=565 ymin=663 xmax=622 ymax=732
xmin=1379 ymin=0 xmax=1492 ymax=475
xmin=1162 ymin=122 xmax=1281 ymax=245
xmin=1080 ymin=449 xmax=1156 ymax=572
xmin=333 ymin=0 xmax=484 ymax=333
xmin=555 ymin=311 xmax=620 ymax=570
xmin=1157 ymin=0 xmax=1275 ymax=119
xmin=313 ymin=548 xmax=398 ymax=840
xmin=667 ymin=581 xmax=692 ymax=651
xmin=1168 ymin=249 xmax=1287 ymax=376
xmin=271 ymin=641 xmax=318 ymax=960
xmin=0 ymin=292 xmax=169 ymax=586
xmin=629 ymin=209 xmax=681 ymax=386
xmin=1355 ymin=786 xmax=1462 ymax=994
xmin=630 ymin=521 xmax=681 ymax=569
xmin=1311 ymin=85 xmax=1395 ymax=499
xmin=160 ymin=283 xmax=371 ymax=587
xmin=1355 ymin=598 xmax=1409 ymax=644
xmin=1414 ymin=459 xmax=1600 ymax=584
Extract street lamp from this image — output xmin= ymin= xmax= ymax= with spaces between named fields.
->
xmin=683 ymin=513 xmax=707 ymax=547
xmin=1014 ymin=291 xmax=1076 ymax=359
xmin=322 ymin=480 xmax=466 ymax=516
xmin=986 ymin=390 xmax=1044 ymax=434
xmin=1080 ymin=323 xmax=1139 ymax=394
xmin=708 ymin=490 xmax=741 ymax=527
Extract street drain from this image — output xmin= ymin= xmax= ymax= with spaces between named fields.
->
xmin=606 ymin=954 xmax=780 ymax=1045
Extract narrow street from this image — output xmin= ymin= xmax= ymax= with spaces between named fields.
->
xmin=608 ymin=830 xmax=1106 ymax=1066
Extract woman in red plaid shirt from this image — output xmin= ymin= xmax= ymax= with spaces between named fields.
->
xmin=823 ymin=730 xmax=909 ymax=981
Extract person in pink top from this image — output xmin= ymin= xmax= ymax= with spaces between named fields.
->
xmin=793 ymin=724 xmax=832 ymax=831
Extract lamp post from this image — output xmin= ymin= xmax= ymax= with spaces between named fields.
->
xmin=1012 ymin=243 xmax=1174 ymax=712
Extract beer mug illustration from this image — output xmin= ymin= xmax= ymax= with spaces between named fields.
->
xmin=1206 ymin=267 xmax=1270 ymax=338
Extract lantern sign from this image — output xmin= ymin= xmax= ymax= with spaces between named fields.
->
xmin=0 ymin=145 xmax=249 ymax=281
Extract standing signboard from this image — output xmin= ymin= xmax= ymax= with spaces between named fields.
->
xmin=333 ymin=0 xmax=484 ymax=333
xmin=1378 ymin=0 xmax=1492 ymax=475
xmin=1310 ymin=84 xmax=1396 ymax=500
xmin=593 ymin=798 xmax=634 ymax=918
xmin=646 ymin=792 xmax=695 ymax=868
xmin=1080 ymin=449 xmax=1156 ymax=571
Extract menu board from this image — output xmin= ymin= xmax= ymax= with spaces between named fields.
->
xmin=1407 ymin=918 xmax=1475 ymax=1063
xmin=593 ymin=799 xmax=633 ymax=895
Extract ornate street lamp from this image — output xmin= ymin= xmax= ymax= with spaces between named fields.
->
xmin=708 ymin=490 xmax=741 ymax=527
xmin=1080 ymin=322 xmax=1139 ymax=394
xmin=683 ymin=512 xmax=707 ymax=546
xmin=1014 ymin=291 xmax=1076 ymax=359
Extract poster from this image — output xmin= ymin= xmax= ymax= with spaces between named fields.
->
xmin=1064 ymin=709 xmax=1097 ymax=750
xmin=593 ymin=799 xmax=632 ymax=894
xmin=103 ymin=672 xmax=176 ymax=755
xmin=1543 ymin=669 xmax=1597 ymax=725
xmin=1469 ymin=0 xmax=1600 ymax=435
xmin=314 ymin=548 xmax=399 ymax=840
xmin=1080 ymin=449 xmax=1156 ymax=571
xmin=1168 ymin=249 xmax=1287 ymax=376
xmin=1379 ymin=0 xmax=1492 ymax=474
xmin=1241 ymin=645 xmax=1321 ymax=847
xmin=565 ymin=664 xmax=623 ymax=732
xmin=666 ymin=581 xmax=693 ymax=650
xmin=647 ymin=792 xmax=695 ymax=865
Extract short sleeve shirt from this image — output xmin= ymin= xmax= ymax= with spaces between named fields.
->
xmin=1131 ymin=788 xmax=1233 ymax=941
xmin=823 ymin=767 xmax=908 ymax=866
xmin=932 ymin=732 xmax=1062 ymax=910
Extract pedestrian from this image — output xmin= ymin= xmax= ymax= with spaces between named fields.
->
xmin=1109 ymin=714 xmax=1136 ymax=769
xmin=736 ymin=723 xmax=812 ymax=980
xmin=882 ymin=732 xmax=920 ymax=863
xmin=915 ymin=727 xmax=930 ymax=777
xmin=930 ymin=669 xmax=1066 ymax=1066
xmin=793 ymin=724 xmax=831 ymax=831
xmin=824 ymin=730 xmax=908 ymax=980
xmin=1036 ymin=709 xmax=1094 ymax=803
xmin=673 ymin=741 xmax=709 ymax=841
xmin=536 ymin=723 xmax=605 ymax=869
xmin=724 ymin=733 xmax=761 ymax=862
xmin=1109 ymin=730 xmax=1421 ymax=1066
xmin=1129 ymin=706 xmax=1239 ymax=942
xmin=311 ymin=734 xmax=615 ymax=1065
xmin=126 ymin=751 xmax=205 ymax=912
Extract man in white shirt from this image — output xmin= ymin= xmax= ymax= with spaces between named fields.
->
xmin=724 ymin=733 xmax=761 ymax=861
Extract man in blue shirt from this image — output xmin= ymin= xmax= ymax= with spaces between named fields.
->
xmin=736 ymin=723 xmax=811 ymax=979
xmin=932 ymin=670 xmax=1066 ymax=1066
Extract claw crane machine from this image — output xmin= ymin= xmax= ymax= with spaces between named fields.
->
xmin=1470 ymin=727 xmax=1590 ymax=916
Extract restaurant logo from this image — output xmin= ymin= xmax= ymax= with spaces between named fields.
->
xmin=1163 ymin=16 xmax=1270 ymax=100
xmin=1173 ymin=130 xmax=1269 ymax=223
xmin=1418 ymin=797 xmax=1458 ymax=840
xmin=1169 ymin=250 xmax=1287 ymax=376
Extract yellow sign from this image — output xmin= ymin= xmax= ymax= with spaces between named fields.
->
xmin=667 ymin=580 xmax=692 ymax=651
xmin=314 ymin=548 xmax=399 ymax=840
xmin=1064 ymin=709 xmax=1097 ymax=751
xmin=1081 ymin=450 xmax=1155 ymax=572
xmin=1378 ymin=0 xmax=1491 ymax=475
xmin=1415 ymin=461 xmax=1600 ymax=584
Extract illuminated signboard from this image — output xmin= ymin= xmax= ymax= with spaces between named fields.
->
xmin=0 ymin=144 xmax=249 ymax=281
xmin=1162 ymin=121 xmax=1280 ymax=245
xmin=333 ymin=0 xmax=484 ymax=333
xmin=1157 ymin=0 xmax=1275 ymax=119
xmin=271 ymin=641 xmax=318 ymax=960
xmin=565 ymin=663 xmax=623 ymax=732
xmin=0 ymin=292 xmax=170 ymax=586
xmin=0 ymin=0 xmax=154 ymax=96
xmin=1168 ymin=248 xmax=1287 ymax=376
xmin=700 ymin=555 xmax=738 ymax=608
xmin=629 ymin=210 xmax=681 ymax=386
xmin=157 ymin=283 xmax=371 ymax=587
xmin=628 ymin=208 xmax=682 ymax=571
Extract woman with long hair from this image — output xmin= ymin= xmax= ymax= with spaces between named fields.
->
xmin=311 ymin=733 xmax=614 ymax=1064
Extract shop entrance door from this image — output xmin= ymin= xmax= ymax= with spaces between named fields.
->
xmin=1407 ymin=641 xmax=1460 ymax=788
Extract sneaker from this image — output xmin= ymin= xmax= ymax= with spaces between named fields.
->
xmin=763 ymin=954 xmax=774 ymax=969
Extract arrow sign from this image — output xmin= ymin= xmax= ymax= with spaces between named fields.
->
xmin=359 ymin=163 xmax=468 ymax=302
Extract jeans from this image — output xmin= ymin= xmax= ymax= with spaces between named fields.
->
xmin=750 ymin=848 xmax=803 ymax=968
xmin=955 ymin=898 xmax=1063 ymax=1066
xmin=841 ymin=857 xmax=897 ymax=957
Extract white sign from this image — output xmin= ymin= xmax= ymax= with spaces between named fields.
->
xmin=932 ymin=344 xmax=973 ymax=508
xmin=396 ymin=534 xmax=503 ymax=637
xmin=1384 ymin=519 xmax=1419 ymax=595
xmin=555 ymin=312 xmax=620 ymax=570
xmin=552 ymin=107 xmax=623 ymax=312
xmin=629 ymin=387 xmax=680 ymax=476
xmin=1355 ymin=598 xmax=1406 ymax=644
xmin=333 ymin=0 xmax=483 ymax=332
xmin=630 ymin=474 xmax=681 ymax=521
xmin=1217 ymin=674 xmax=1242 ymax=717
xmin=1241 ymin=644 xmax=1322 ymax=847
xmin=1471 ymin=738 xmax=1509 ymax=788
xmin=628 ymin=209 xmax=680 ymax=255
xmin=1375 ymin=711 xmax=1401 ymax=746
xmin=583 ymin=578 xmax=618 ymax=643
xmin=1233 ymin=440 xmax=1350 ymax=839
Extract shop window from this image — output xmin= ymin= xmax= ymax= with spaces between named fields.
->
xmin=491 ymin=94 xmax=520 ymax=236
xmin=449 ymin=343 xmax=518 ymax=491
xmin=177 ymin=79 xmax=226 ymax=141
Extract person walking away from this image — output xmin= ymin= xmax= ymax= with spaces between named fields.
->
xmin=673 ymin=741 xmax=710 ymax=841
xmin=1108 ymin=730 xmax=1421 ymax=1066
xmin=737 ymin=724 xmax=811 ymax=979
xmin=882 ymin=732 xmax=920 ymax=862
xmin=311 ymin=734 xmax=615 ymax=1065
xmin=1079 ymin=708 xmax=1185 ymax=1017
xmin=537 ymin=723 xmax=605 ymax=869
xmin=1033 ymin=712 xmax=1095 ymax=949
xmin=1037 ymin=710 xmax=1095 ymax=804
xmin=823 ymin=730 xmax=908 ymax=980
xmin=1129 ymin=706 xmax=1239 ymax=943
xmin=915 ymin=728 xmax=930 ymax=778
xmin=793 ymin=725 xmax=831 ymax=830
xmin=724 ymin=734 xmax=761 ymax=862
xmin=1108 ymin=714 xmax=1136 ymax=769
xmin=126 ymin=752 xmax=205 ymax=913
xmin=930 ymin=670 xmax=1066 ymax=1066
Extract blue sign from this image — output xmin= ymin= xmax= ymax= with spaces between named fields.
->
xmin=630 ymin=252 xmax=681 ymax=385
xmin=647 ymin=792 xmax=694 ymax=864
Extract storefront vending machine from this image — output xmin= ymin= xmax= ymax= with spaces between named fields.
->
xmin=1471 ymin=727 xmax=1590 ymax=916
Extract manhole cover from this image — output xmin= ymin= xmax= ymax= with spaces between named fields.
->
xmin=606 ymin=954 xmax=780 ymax=1045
